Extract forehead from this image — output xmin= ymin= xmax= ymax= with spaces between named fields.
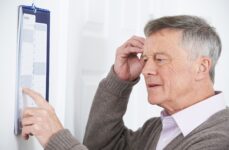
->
xmin=144 ymin=29 xmax=185 ymax=56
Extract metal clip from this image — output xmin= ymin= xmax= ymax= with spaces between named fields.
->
xmin=32 ymin=3 xmax=37 ymax=13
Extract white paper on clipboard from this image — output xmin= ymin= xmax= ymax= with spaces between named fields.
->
xmin=14 ymin=7 xmax=48 ymax=135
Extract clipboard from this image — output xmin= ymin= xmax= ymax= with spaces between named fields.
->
xmin=14 ymin=5 xmax=50 ymax=135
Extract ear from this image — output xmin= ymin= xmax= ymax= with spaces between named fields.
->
xmin=195 ymin=56 xmax=212 ymax=81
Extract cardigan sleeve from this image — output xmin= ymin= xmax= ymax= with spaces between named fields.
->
xmin=45 ymin=129 xmax=88 ymax=150
xmin=83 ymin=66 xmax=146 ymax=150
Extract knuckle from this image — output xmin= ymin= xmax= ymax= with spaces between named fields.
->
xmin=22 ymin=108 xmax=30 ymax=116
xmin=41 ymin=109 xmax=49 ymax=116
xmin=33 ymin=124 xmax=40 ymax=133
xmin=132 ymin=35 xmax=137 ymax=38
xmin=116 ymin=48 xmax=123 ymax=55
xmin=117 ymin=46 xmax=123 ymax=51
xmin=36 ymin=116 xmax=43 ymax=122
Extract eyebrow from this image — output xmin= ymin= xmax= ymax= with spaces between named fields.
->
xmin=141 ymin=52 xmax=169 ymax=58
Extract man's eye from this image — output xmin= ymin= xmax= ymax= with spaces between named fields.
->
xmin=155 ymin=57 xmax=168 ymax=64
xmin=156 ymin=58 xmax=165 ymax=62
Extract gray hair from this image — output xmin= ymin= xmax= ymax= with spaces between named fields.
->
xmin=144 ymin=15 xmax=222 ymax=83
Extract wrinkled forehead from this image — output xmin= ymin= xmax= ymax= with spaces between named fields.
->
xmin=143 ymin=29 xmax=184 ymax=55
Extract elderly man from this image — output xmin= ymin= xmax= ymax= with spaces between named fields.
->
xmin=83 ymin=15 xmax=229 ymax=149
xmin=22 ymin=15 xmax=229 ymax=150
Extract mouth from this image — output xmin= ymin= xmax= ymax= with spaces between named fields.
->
xmin=147 ymin=83 xmax=162 ymax=88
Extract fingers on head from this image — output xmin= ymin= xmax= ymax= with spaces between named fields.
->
xmin=125 ymin=40 xmax=143 ymax=49
xmin=130 ymin=35 xmax=145 ymax=44
xmin=124 ymin=47 xmax=143 ymax=56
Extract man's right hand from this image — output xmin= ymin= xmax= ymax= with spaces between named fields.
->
xmin=114 ymin=36 xmax=145 ymax=81
xmin=21 ymin=88 xmax=64 ymax=147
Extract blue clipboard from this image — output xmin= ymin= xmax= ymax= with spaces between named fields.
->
xmin=14 ymin=5 xmax=50 ymax=135
xmin=20 ymin=5 xmax=50 ymax=100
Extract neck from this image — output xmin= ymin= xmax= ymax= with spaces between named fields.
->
xmin=161 ymin=82 xmax=215 ymax=115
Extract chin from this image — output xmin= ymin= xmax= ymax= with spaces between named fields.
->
xmin=147 ymin=95 xmax=164 ymax=105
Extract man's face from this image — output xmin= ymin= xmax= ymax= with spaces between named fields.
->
xmin=142 ymin=29 xmax=197 ymax=108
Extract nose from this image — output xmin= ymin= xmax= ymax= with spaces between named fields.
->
xmin=142 ymin=59 xmax=158 ymax=76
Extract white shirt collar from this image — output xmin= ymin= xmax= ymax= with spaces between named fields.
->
xmin=170 ymin=92 xmax=226 ymax=136
xmin=160 ymin=92 xmax=226 ymax=137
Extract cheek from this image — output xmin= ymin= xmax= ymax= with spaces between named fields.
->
xmin=160 ymin=65 xmax=175 ymax=87
xmin=161 ymin=65 xmax=193 ymax=94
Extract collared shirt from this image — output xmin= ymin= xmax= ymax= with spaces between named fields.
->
xmin=156 ymin=92 xmax=226 ymax=150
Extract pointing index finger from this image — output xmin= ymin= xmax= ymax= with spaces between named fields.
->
xmin=22 ymin=88 xmax=49 ymax=109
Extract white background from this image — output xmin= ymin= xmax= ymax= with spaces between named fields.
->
xmin=0 ymin=0 xmax=229 ymax=149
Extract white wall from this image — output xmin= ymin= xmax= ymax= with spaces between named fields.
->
xmin=1 ymin=0 xmax=229 ymax=149
xmin=0 ymin=0 xmax=69 ymax=149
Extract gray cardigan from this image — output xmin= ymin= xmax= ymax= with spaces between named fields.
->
xmin=45 ymin=67 xmax=229 ymax=150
